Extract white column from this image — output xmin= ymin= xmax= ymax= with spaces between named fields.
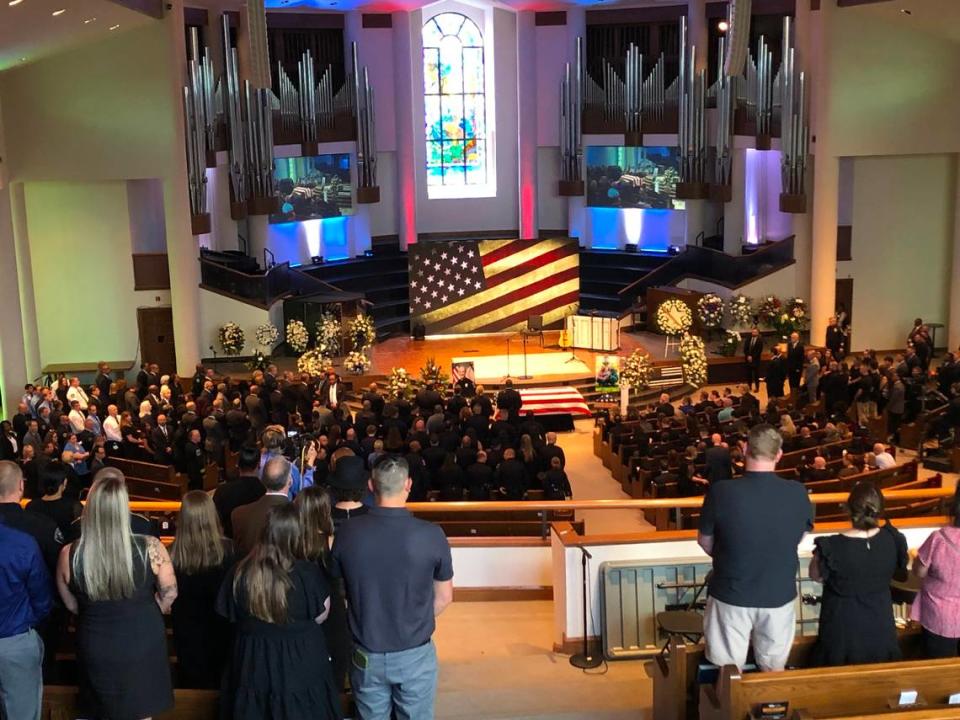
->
xmin=948 ymin=154 xmax=960 ymax=352
xmin=10 ymin=183 xmax=40 ymax=377
xmin=0 ymin=186 xmax=28 ymax=417
xmin=791 ymin=168 xmax=814 ymax=303
xmin=517 ymin=11 xmax=539 ymax=238
xmin=164 ymin=1 xmax=203 ymax=375
xmin=247 ymin=215 xmax=269 ymax=266
xmin=724 ymin=144 xmax=747 ymax=254
xmin=392 ymin=11 xmax=417 ymax=249
xmin=209 ymin=158 xmax=238 ymax=251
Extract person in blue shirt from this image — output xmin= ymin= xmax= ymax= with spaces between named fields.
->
xmin=258 ymin=427 xmax=316 ymax=498
xmin=0 ymin=521 xmax=53 ymax=720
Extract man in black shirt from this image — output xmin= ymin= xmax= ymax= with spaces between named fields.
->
xmin=213 ymin=446 xmax=266 ymax=537
xmin=331 ymin=456 xmax=453 ymax=719
xmin=698 ymin=424 xmax=813 ymax=671
xmin=0 ymin=461 xmax=60 ymax=571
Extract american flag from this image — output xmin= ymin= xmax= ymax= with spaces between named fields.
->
xmin=495 ymin=387 xmax=592 ymax=418
xmin=409 ymin=238 xmax=580 ymax=334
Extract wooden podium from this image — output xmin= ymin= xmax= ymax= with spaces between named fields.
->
xmin=565 ymin=314 xmax=620 ymax=351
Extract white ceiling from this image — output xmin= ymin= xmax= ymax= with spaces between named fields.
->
xmin=0 ymin=0 xmax=152 ymax=73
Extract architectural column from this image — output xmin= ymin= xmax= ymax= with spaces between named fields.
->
xmin=0 ymin=186 xmax=29 ymax=418
xmin=517 ymin=10 xmax=538 ymax=238
xmin=808 ymin=0 xmax=837 ymax=347
xmin=164 ymin=0 xmax=203 ymax=374
xmin=723 ymin=144 xmax=747 ymax=254
xmin=393 ymin=10 xmax=417 ymax=249
xmin=948 ymin=153 xmax=960 ymax=352
xmin=688 ymin=0 xmax=708 ymax=72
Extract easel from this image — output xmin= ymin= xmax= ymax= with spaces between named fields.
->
xmin=505 ymin=332 xmax=533 ymax=380
xmin=664 ymin=334 xmax=681 ymax=359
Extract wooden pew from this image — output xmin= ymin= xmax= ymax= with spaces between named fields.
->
xmin=43 ymin=686 xmax=218 ymax=720
xmin=699 ymin=656 xmax=960 ymax=720
xmin=435 ymin=518 xmax=584 ymax=537
xmin=106 ymin=456 xmax=218 ymax=499
xmin=793 ymin=709 xmax=960 ymax=720
xmin=652 ymin=631 xmax=924 ymax=720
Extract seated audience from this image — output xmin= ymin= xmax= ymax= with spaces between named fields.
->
xmin=217 ymin=503 xmax=340 ymax=719
xmin=873 ymin=443 xmax=896 ymax=470
xmin=542 ymin=455 xmax=572 ymax=500
xmin=56 ymin=471 xmax=177 ymax=720
xmin=170 ymin=490 xmax=234 ymax=689
xmin=808 ymin=483 xmax=907 ymax=665
xmin=911 ymin=486 xmax=960 ymax=657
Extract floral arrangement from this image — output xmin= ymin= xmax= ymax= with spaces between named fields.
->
xmin=297 ymin=348 xmax=330 ymax=377
xmin=756 ymin=295 xmax=783 ymax=329
xmin=344 ymin=350 xmax=371 ymax=375
xmin=656 ymin=299 xmax=693 ymax=336
xmin=621 ymin=350 xmax=653 ymax=390
xmin=245 ymin=349 xmax=268 ymax=371
xmin=316 ymin=311 xmax=342 ymax=358
xmin=254 ymin=323 xmax=280 ymax=349
xmin=349 ymin=313 xmax=377 ymax=352
xmin=386 ymin=367 xmax=413 ymax=400
xmin=218 ymin=322 xmax=245 ymax=356
xmin=697 ymin=293 xmax=724 ymax=329
xmin=719 ymin=329 xmax=742 ymax=357
xmin=286 ymin=319 xmax=310 ymax=353
xmin=786 ymin=297 xmax=809 ymax=329
xmin=727 ymin=294 xmax=753 ymax=328
xmin=679 ymin=333 xmax=708 ymax=387
xmin=419 ymin=356 xmax=449 ymax=388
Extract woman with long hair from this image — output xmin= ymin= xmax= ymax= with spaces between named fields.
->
xmin=56 ymin=469 xmax=177 ymax=719
xmin=170 ymin=491 xmax=234 ymax=689
xmin=808 ymin=482 xmax=907 ymax=665
xmin=217 ymin=503 xmax=340 ymax=719
xmin=295 ymin=486 xmax=351 ymax=691
xmin=911 ymin=486 xmax=960 ymax=657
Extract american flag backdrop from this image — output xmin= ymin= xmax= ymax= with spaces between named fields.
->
xmin=408 ymin=238 xmax=580 ymax=334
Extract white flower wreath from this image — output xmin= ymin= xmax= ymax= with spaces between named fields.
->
xmin=254 ymin=323 xmax=280 ymax=348
xmin=679 ymin=332 xmax=708 ymax=387
xmin=218 ymin=322 xmax=245 ymax=356
xmin=386 ymin=367 xmax=412 ymax=400
xmin=286 ymin=319 xmax=310 ymax=354
xmin=349 ymin=314 xmax=377 ymax=352
xmin=344 ymin=350 xmax=371 ymax=374
xmin=727 ymin=295 xmax=753 ymax=328
xmin=297 ymin=348 xmax=330 ymax=377
xmin=621 ymin=350 xmax=653 ymax=390
xmin=656 ymin=299 xmax=694 ymax=336
xmin=697 ymin=293 xmax=724 ymax=329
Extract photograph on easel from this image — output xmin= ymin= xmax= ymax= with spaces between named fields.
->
xmin=594 ymin=355 xmax=620 ymax=393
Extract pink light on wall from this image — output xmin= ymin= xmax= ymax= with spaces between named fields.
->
xmin=517 ymin=11 xmax=538 ymax=238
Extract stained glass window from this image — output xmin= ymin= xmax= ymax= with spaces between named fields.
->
xmin=423 ymin=12 xmax=486 ymax=189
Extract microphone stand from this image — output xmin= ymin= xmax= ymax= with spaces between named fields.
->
xmin=569 ymin=546 xmax=603 ymax=669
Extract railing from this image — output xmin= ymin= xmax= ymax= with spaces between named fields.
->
xmin=618 ymin=235 xmax=795 ymax=303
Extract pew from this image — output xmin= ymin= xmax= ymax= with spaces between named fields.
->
xmin=652 ymin=631 xmax=924 ymax=720
xmin=699 ymin=656 xmax=960 ymax=720
xmin=106 ymin=456 xmax=218 ymax=500
xmin=793 ymin=709 xmax=960 ymax=720
xmin=43 ymin=686 xmax=218 ymax=720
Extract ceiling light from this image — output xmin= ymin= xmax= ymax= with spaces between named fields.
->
xmin=109 ymin=23 xmax=120 ymax=30
xmin=717 ymin=20 xmax=729 ymax=32
xmin=84 ymin=17 xmax=96 ymax=24
xmin=900 ymin=8 xmax=912 ymax=14
xmin=8 ymin=0 xmax=24 ymax=6
xmin=52 ymin=8 xmax=66 ymax=16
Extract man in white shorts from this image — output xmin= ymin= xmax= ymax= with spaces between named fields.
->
xmin=698 ymin=424 xmax=813 ymax=671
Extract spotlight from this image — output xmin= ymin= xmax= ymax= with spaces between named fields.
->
xmin=310 ymin=255 xmax=324 ymax=265
xmin=717 ymin=20 xmax=729 ymax=32
xmin=667 ymin=244 xmax=682 ymax=256
xmin=8 ymin=0 xmax=24 ymax=6
xmin=52 ymin=8 xmax=66 ymax=15
xmin=84 ymin=17 xmax=96 ymax=23
xmin=109 ymin=23 xmax=120 ymax=30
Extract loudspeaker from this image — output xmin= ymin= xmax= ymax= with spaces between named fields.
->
xmin=527 ymin=315 xmax=543 ymax=332
xmin=412 ymin=323 xmax=426 ymax=341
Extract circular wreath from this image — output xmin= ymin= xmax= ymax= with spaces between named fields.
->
xmin=786 ymin=297 xmax=809 ymax=328
xmin=286 ymin=319 xmax=310 ymax=354
xmin=621 ymin=350 xmax=653 ymax=390
xmin=297 ymin=348 xmax=330 ymax=377
xmin=719 ymin=329 xmax=742 ymax=357
xmin=679 ymin=332 xmax=708 ymax=387
xmin=727 ymin=294 xmax=753 ymax=328
xmin=697 ymin=293 xmax=724 ymax=329
xmin=218 ymin=322 xmax=245 ymax=356
xmin=349 ymin=314 xmax=376 ymax=352
xmin=344 ymin=350 xmax=371 ymax=375
xmin=756 ymin=295 xmax=783 ymax=329
xmin=254 ymin=323 xmax=280 ymax=348
xmin=656 ymin=299 xmax=693 ymax=336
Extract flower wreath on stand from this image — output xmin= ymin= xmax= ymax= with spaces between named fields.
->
xmin=349 ymin=314 xmax=377 ymax=352
xmin=419 ymin=356 xmax=449 ymax=388
xmin=316 ymin=311 xmax=342 ymax=359
xmin=679 ymin=333 xmax=708 ymax=387
xmin=286 ymin=319 xmax=310 ymax=354
xmin=696 ymin=293 xmax=724 ymax=332
xmin=297 ymin=348 xmax=330 ymax=378
xmin=656 ymin=299 xmax=694 ymax=336
xmin=386 ymin=367 xmax=412 ymax=400
xmin=756 ymin=296 xmax=783 ymax=330
xmin=621 ymin=350 xmax=653 ymax=391
xmin=255 ymin=323 xmax=280 ymax=350
xmin=719 ymin=329 xmax=742 ymax=357
xmin=344 ymin=350 xmax=371 ymax=375
xmin=727 ymin=294 xmax=753 ymax=329
xmin=218 ymin=322 xmax=245 ymax=356
xmin=786 ymin=297 xmax=809 ymax=331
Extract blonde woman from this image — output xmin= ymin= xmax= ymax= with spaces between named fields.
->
xmin=170 ymin=491 xmax=234 ymax=689
xmin=56 ymin=468 xmax=177 ymax=719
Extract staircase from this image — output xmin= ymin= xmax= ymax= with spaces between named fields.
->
xmin=579 ymin=250 xmax=672 ymax=314
xmin=303 ymin=254 xmax=410 ymax=339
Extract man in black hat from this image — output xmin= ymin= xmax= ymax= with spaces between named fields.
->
xmin=329 ymin=455 xmax=370 ymax=531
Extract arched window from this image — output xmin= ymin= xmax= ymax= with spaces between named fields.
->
xmin=422 ymin=12 xmax=487 ymax=190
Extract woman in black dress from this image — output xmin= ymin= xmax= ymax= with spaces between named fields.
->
xmin=217 ymin=502 xmax=341 ymax=720
xmin=295 ymin=486 xmax=352 ymax=691
xmin=808 ymin=482 xmax=908 ymax=666
xmin=56 ymin=469 xmax=177 ymax=719
xmin=170 ymin=490 xmax=235 ymax=689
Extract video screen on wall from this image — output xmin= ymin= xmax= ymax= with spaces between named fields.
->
xmin=270 ymin=154 xmax=353 ymax=224
xmin=586 ymin=146 xmax=680 ymax=210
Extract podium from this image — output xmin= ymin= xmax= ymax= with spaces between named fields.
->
xmin=565 ymin=314 xmax=620 ymax=352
